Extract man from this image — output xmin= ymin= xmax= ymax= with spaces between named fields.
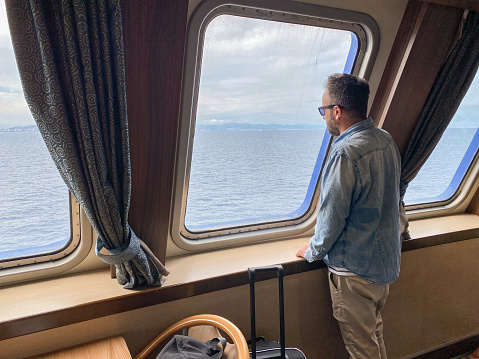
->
xmin=296 ymin=73 xmax=401 ymax=359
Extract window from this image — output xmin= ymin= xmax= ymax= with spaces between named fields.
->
xmin=185 ymin=15 xmax=357 ymax=233
xmin=404 ymin=70 xmax=479 ymax=208
xmin=171 ymin=0 xmax=379 ymax=248
xmin=0 ymin=2 xmax=79 ymax=270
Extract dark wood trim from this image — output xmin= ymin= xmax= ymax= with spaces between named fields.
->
xmin=1 ymin=230 xmax=478 ymax=341
xmin=401 ymin=227 xmax=479 ymax=251
xmin=369 ymin=0 xmax=426 ymax=127
xmin=421 ymin=0 xmax=479 ymax=12
xmin=122 ymin=0 xmax=188 ymax=263
xmin=370 ymin=1 xmax=463 ymax=156
xmin=110 ymin=264 xmax=116 ymax=279
xmin=411 ymin=333 xmax=479 ymax=358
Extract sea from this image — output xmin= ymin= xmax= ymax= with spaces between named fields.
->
xmin=0 ymin=127 xmax=476 ymax=257
xmin=0 ymin=131 xmax=70 ymax=258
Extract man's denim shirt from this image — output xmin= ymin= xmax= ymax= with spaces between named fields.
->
xmin=304 ymin=118 xmax=401 ymax=284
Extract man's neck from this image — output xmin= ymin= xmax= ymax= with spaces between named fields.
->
xmin=339 ymin=117 xmax=366 ymax=135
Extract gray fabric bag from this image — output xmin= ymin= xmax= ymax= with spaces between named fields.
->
xmin=157 ymin=334 xmax=226 ymax=359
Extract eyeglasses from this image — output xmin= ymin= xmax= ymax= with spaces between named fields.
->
xmin=318 ymin=104 xmax=341 ymax=116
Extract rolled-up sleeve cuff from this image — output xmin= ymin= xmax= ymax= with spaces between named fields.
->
xmin=304 ymin=246 xmax=326 ymax=263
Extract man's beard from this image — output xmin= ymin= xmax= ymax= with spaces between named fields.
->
xmin=327 ymin=114 xmax=340 ymax=136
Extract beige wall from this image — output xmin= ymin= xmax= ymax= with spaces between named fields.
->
xmin=2 ymin=238 xmax=479 ymax=359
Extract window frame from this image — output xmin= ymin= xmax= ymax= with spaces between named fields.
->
xmin=0 ymin=192 xmax=91 ymax=285
xmin=171 ymin=0 xmax=380 ymax=251
xmin=0 ymin=193 xmax=79 ymax=269
xmin=406 ymin=132 xmax=479 ymax=219
xmin=406 ymin=129 xmax=479 ymax=205
xmin=0 ymin=2 xmax=92 ymax=283
xmin=405 ymin=69 xmax=479 ymax=218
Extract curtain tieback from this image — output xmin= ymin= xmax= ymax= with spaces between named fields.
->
xmin=95 ymin=230 xmax=169 ymax=276
xmin=96 ymin=231 xmax=141 ymax=265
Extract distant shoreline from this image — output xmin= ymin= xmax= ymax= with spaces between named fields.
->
xmin=195 ymin=123 xmax=324 ymax=131
xmin=1 ymin=124 xmax=474 ymax=133
xmin=1 ymin=123 xmax=325 ymax=132
xmin=0 ymin=125 xmax=37 ymax=132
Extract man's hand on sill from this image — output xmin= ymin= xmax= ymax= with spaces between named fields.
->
xmin=296 ymin=244 xmax=309 ymax=259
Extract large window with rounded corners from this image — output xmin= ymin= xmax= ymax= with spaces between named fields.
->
xmin=404 ymin=70 xmax=479 ymax=208
xmin=0 ymin=2 xmax=79 ymax=270
xmin=172 ymin=0 xmax=379 ymax=248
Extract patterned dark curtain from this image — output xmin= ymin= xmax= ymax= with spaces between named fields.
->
xmin=5 ymin=0 xmax=168 ymax=288
xmin=400 ymin=10 xmax=479 ymax=239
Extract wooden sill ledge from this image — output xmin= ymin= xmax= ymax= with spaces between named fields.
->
xmin=1 ymin=213 xmax=479 ymax=341
xmin=29 ymin=336 xmax=132 ymax=359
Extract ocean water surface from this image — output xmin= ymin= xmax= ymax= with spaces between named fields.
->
xmin=186 ymin=129 xmax=326 ymax=230
xmin=0 ymin=127 xmax=476 ymax=256
xmin=0 ymin=132 xmax=70 ymax=256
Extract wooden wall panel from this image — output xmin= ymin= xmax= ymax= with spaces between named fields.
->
xmin=370 ymin=1 xmax=463 ymax=156
xmin=384 ymin=239 xmax=479 ymax=358
xmin=368 ymin=0 xmax=427 ymax=127
xmin=421 ymin=0 xmax=479 ymax=12
xmin=122 ymin=0 xmax=188 ymax=262
xmin=3 ymin=239 xmax=479 ymax=359
xmin=1 ymin=270 xmax=347 ymax=359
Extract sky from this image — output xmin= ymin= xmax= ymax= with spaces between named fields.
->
xmin=0 ymin=6 xmax=477 ymax=129
xmin=451 ymin=75 xmax=479 ymax=128
xmin=195 ymin=14 xmax=479 ymax=128
xmin=0 ymin=2 xmax=34 ymax=129
xmin=196 ymin=14 xmax=352 ymax=127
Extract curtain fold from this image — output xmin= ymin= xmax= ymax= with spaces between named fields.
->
xmin=399 ymin=10 xmax=479 ymax=239
xmin=6 ymin=0 xmax=168 ymax=288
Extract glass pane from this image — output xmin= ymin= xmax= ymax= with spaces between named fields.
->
xmin=185 ymin=14 xmax=356 ymax=232
xmin=404 ymin=71 xmax=479 ymax=205
xmin=0 ymin=2 xmax=70 ymax=261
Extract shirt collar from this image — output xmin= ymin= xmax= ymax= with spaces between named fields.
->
xmin=334 ymin=117 xmax=374 ymax=144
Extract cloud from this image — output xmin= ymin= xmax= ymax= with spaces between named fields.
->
xmin=449 ymin=76 xmax=479 ymax=128
xmin=460 ymin=80 xmax=479 ymax=107
xmin=0 ymin=7 xmax=352 ymax=128
xmin=0 ymin=91 xmax=33 ymax=128
xmin=195 ymin=14 xmax=352 ymax=126
xmin=200 ymin=118 xmax=238 ymax=125
xmin=0 ymin=3 xmax=10 ymax=37
xmin=0 ymin=5 xmax=34 ymax=128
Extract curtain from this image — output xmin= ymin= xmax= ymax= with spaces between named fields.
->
xmin=399 ymin=10 xmax=479 ymax=239
xmin=5 ymin=0 xmax=168 ymax=288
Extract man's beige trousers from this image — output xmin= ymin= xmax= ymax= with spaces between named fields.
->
xmin=329 ymin=271 xmax=389 ymax=359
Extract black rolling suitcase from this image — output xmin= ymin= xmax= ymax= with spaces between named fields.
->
xmin=248 ymin=265 xmax=307 ymax=359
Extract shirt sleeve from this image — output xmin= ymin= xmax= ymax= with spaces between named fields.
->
xmin=304 ymin=152 xmax=358 ymax=263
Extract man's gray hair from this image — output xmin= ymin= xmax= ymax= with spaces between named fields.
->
xmin=326 ymin=74 xmax=370 ymax=119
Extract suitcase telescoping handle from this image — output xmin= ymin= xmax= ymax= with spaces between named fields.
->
xmin=248 ymin=265 xmax=285 ymax=359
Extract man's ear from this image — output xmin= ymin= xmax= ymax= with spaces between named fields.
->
xmin=334 ymin=105 xmax=342 ymax=120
